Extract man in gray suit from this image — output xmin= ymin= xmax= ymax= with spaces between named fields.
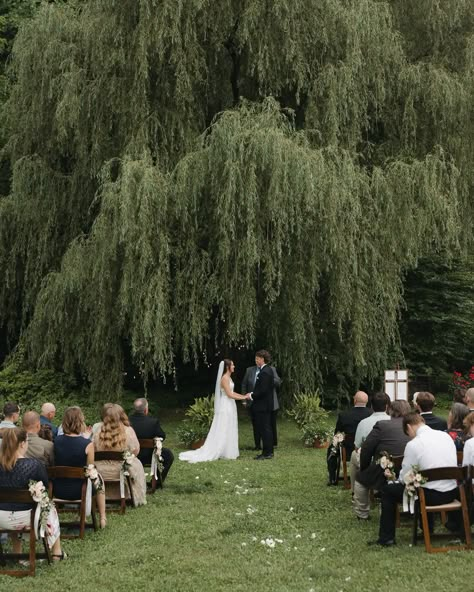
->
xmin=23 ymin=411 xmax=54 ymax=466
xmin=242 ymin=358 xmax=281 ymax=450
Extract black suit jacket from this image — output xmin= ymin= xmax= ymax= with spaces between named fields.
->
xmin=129 ymin=412 xmax=166 ymax=465
xmin=335 ymin=407 xmax=372 ymax=436
xmin=420 ymin=412 xmax=447 ymax=431
xmin=251 ymin=365 xmax=274 ymax=413
xmin=358 ymin=417 xmax=410 ymax=489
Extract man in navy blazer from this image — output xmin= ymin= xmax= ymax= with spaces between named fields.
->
xmin=242 ymin=363 xmax=281 ymax=450
xmin=415 ymin=392 xmax=447 ymax=431
xmin=245 ymin=350 xmax=275 ymax=460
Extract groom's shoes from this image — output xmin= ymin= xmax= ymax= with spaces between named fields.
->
xmin=254 ymin=454 xmax=273 ymax=460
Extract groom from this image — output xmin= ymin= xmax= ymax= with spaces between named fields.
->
xmin=245 ymin=350 xmax=275 ymax=460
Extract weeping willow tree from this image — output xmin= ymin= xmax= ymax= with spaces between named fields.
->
xmin=0 ymin=0 xmax=473 ymax=398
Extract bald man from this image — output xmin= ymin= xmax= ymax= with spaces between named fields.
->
xmin=40 ymin=402 xmax=58 ymax=439
xmin=23 ymin=411 xmax=54 ymax=466
xmin=334 ymin=391 xmax=371 ymax=434
xmin=328 ymin=392 xmax=372 ymax=485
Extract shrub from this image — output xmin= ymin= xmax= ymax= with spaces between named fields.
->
xmin=287 ymin=391 xmax=331 ymax=444
xmin=176 ymin=394 xmax=214 ymax=447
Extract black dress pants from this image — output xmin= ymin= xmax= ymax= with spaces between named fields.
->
xmin=378 ymin=482 xmax=458 ymax=542
xmin=252 ymin=409 xmax=278 ymax=448
xmin=254 ymin=411 xmax=274 ymax=456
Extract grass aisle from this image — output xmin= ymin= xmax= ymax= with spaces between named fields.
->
xmin=2 ymin=416 xmax=469 ymax=591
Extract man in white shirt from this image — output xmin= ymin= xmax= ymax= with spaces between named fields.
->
xmin=369 ymin=411 xmax=458 ymax=546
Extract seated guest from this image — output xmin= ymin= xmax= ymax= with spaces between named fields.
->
xmin=38 ymin=424 xmax=53 ymax=442
xmin=0 ymin=402 xmax=20 ymax=429
xmin=415 ymin=391 xmax=447 ymax=431
xmin=465 ymin=388 xmax=474 ymax=412
xmin=327 ymin=391 xmax=371 ymax=485
xmin=40 ymin=403 xmax=58 ymax=439
xmin=369 ymin=412 xmax=459 ymax=546
xmin=349 ymin=392 xmax=391 ymax=505
xmin=0 ymin=428 xmax=65 ymax=560
xmin=23 ymin=411 xmax=54 ymax=466
xmin=54 ymin=407 xmax=107 ymax=528
xmin=93 ymin=404 xmax=146 ymax=507
xmin=446 ymin=402 xmax=470 ymax=450
xmin=462 ymin=412 xmax=474 ymax=465
xmin=129 ymin=398 xmax=174 ymax=483
xmin=354 ymin=400 xmax=411 ymax=521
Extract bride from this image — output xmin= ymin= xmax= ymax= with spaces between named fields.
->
xmin=179 ymin=359 xmax=247 ymax=463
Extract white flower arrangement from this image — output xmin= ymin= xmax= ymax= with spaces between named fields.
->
xmin=376 ymin=451 xmax=396 ymax=482
xmin=28 ymin=480 xmax=55 ymax=534
xmin=328 ymin=431 xmax=345 ymax=458
xmin=152 ymin=437 xmax=164 ymax=475
xmin=84 ymin=464 xmax=105 ymax=492
xmin=122 ymin=450 xmax=136 ymax=477
xmin=402 ymin=465 xmax=428 ymax=513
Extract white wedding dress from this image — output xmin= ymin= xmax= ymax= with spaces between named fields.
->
xmin=179 ymin=366 xmax=239 ymax=463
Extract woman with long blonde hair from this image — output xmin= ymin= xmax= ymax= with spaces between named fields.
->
xmin=93 ymin=404 xmax=146 ymax=506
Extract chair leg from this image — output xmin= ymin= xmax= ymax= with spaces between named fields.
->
xmin=460 ymin=488 xmax=472 ymax=549
xmin=79 ymin=501 xmax=86 ymax=539
xmin=91 ymin=497 xmax=98 ymax=532
xmin=412 ymin=506 xmax=418 ymax=546
xmin=29 ymin=528 xmax=36 ymax=576
xmin=419 ymin=494 xmax=433 ymax=553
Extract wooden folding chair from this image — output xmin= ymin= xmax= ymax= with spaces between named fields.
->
xmin=0 ymin=488 xmax=52 ymax=577
xmin=457 ymin=451 xmax=463 ymax=466
xmin=47 ymin=467 xmax=98 ymax=539
xmin=138 ymin=439 xmax=163 ymax=494
xmin=412 ymin=466 xmax=472 ymax=553
xmin=94 ymin=451 xmax=135 ymax=513
xmin=341 ymin=434 xmax=355 ymax=489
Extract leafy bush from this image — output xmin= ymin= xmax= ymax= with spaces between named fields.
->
xmin=176 ymin=394 xmax=214 ymax=447
xmin=287 ymin=391 xmax=331 ymax=444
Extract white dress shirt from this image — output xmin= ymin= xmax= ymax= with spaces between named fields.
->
xmin=462 ymin=438 xmax=474 ymax=479
xmin=400 ymin=425 xmax=457 ymax=492
xmin=354 ymin=412 xmax=390 ymax=448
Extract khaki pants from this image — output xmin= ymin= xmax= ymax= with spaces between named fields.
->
xmin=350 ymin=450 xmax=370 ymax=519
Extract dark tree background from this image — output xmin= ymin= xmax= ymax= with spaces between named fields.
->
xmin=0 ymin=0 xmax=473 ymax=403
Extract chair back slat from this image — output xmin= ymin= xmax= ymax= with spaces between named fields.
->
xmin=419 ymin=466 xmax=466 ymax=481
xmin=48 ymin=466 xmax=87 ymax=479
xmin=0 ymin=488 xmax=32 ymax=503
xmin=95 ymin=451 xmax=124 ymax=461
xmin=138 ymin=439 xmax=155 ymax=449
xmin=457 ymin=451 xmax=463 ymax=466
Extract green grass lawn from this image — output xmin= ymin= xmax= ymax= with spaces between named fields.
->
xmin=1 ymin=413 xmax=470 ymax=591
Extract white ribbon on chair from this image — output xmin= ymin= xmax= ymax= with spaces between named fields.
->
xmin=85 ymin=479 xmax=93 ymax=517
xmin=150 ymin=437 xmax=164 ymax=481
xmin=119 ymin=467 xmax=127 ymax=499
xmin=402 ymin=489 xmax=417 ymax=514
xmin=33 ymin=502 xmax=44 ymax=540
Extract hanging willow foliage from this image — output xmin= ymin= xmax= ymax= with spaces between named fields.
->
xmin=0 ymin=0 xmax=473 ymax=396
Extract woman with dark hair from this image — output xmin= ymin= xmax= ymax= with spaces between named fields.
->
xmin=446 ymin=402 xmax=470 ymax=451
xmin=0 ymin=428 xmax=65 ymax=559
xmin=179 ymin=359 xmax=247 ymax=463
xmin=54 ymin=406 xmax=107 ymax=528
xmin=93 ymin=404 xmax=146 ymax=507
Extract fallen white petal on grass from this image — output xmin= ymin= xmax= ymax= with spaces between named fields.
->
xmin=320 ymin=547 xmax=326 ymax=552
xmin=289 ymin=507 xmax=294 ymax=511
xmin=195 ymin=476 xmax=199 ymax=480
xmin=295 ymin=534 xmax=301 ymax=539
xmin=311 ymin=533 xmax=316 ymax=539
xmin=345 ymin=577 xmax=351 ymax=582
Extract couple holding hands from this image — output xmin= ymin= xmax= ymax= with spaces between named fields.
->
xmin=179 ymin=350 xmax=280 ymax=464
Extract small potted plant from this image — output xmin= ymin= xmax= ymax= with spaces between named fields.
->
xmin=287 ymin=391 xmax=331 ymax=448
xmin=176 ymin=394 xmax=215 ymax=448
